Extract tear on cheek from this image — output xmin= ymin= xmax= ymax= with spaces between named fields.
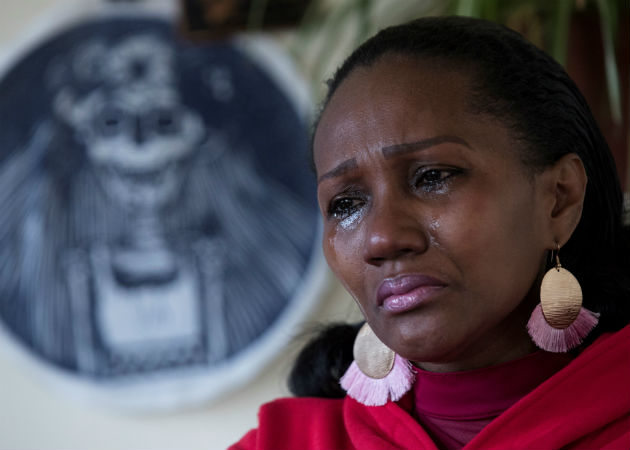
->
xmin=339 ymin=209 xmax=365 ymax=231
xmin=428 ymin=218 xmax=441 ymax=232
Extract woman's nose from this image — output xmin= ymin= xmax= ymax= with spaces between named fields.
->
xmin=362 ymin=199 xmax=429 ymax=266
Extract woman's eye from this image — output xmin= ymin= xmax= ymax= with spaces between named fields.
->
xmin=413 ymin=168 xmax=459 ymax=190
xmin=328 ymin=196 xmax=364 ymax=219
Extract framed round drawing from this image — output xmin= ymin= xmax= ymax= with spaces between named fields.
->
xmin=0 ymin=0 xmax=327 ymax=410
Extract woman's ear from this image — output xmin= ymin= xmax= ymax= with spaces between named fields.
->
xmin=541 ymin=153 xmax=587 ymax=246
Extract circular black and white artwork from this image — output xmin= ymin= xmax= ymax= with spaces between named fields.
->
xmin=0 ymin=2 xmax=325 ymax=409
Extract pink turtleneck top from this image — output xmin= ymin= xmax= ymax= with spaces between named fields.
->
xmin=412 ymin=351 xmax=574 ymax=450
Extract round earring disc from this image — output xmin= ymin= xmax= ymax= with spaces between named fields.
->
xmin=353 ymin=323 xmax=395 ymax=379
xmin=540 ymin=267 xmax=583 ymax=329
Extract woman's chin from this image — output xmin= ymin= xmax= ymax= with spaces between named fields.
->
xmin=378 ymin=314 xmax=470 ymax=361
xmin=391 ymin=334 xmax=467 ymax=367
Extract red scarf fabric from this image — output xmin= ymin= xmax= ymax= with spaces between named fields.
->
xmin=412 ymin=350 xmax=574 ymax=449
xmin=229 ymin=325 xmax=630 ymax=450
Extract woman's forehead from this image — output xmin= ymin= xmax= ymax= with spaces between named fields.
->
xmin=321 ymin=56 xmax=475 ymax=125
xmin=314 ymin=58 xmax=475 ymax=163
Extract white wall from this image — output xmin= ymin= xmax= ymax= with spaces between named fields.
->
xmin=0 ymin=1 xmax=360 ymax=449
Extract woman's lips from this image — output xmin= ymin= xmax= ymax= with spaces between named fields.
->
xmin=377 ymin=274 xmax=447 ymax=313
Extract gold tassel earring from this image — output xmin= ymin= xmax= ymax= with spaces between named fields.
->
xmin=340 ymin=323 xmax=414 ymax=406
xmin=527 ymin=243 xmax=599 ymax=352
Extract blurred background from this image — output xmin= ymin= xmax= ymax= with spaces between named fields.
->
xmin=0 ymin=1 xmax=627 ymax=449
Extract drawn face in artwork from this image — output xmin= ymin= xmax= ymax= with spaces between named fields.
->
xmin=0 ymin=16 xmax=321 ymax=404
xmin=59 ymin=88 xmax=211 ymax=361
xmin=77 ymin=89 xmax=205 ymax=212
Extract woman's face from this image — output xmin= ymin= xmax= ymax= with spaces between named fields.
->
xmin=314 ymin=55 xmax=551 ymax=371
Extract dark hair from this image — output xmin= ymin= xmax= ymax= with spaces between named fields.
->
xmin=290 ymin=16 xmax=630 ymax=397
xmin=288 ymin=322 xmax=362 ymax=398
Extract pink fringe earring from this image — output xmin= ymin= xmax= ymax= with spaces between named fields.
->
xmin=527 ymin=243 xmax=599 ymax=352
xmin=340 ymin=323 xmax=414 ymax=406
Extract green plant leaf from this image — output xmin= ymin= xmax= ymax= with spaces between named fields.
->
xmin=550 ymin=0 xmax=572 ymax=65
xmin=596 ymin=0 xmax=623 ymax=124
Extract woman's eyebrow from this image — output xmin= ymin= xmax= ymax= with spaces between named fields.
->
xmin=317 ymin=158 xmax=358 ymax=184
xmin=382 ymin=135 xmax=471 ymax=158
xmin=317 ymin=135 xmax=470 ymax=184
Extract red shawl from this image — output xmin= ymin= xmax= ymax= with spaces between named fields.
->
xmin=229 ymin=325 xmax=630 ymax=450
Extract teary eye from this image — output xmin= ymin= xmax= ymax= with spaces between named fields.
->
xmin=424 ymin=169 xmax=447 ymax=183
xmin=413 ymin=167 xmax=462 ymax=192
xmin=328 ymin=196 xmax=365 ymax=220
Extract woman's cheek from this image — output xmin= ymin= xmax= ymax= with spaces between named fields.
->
xmin=324 ymin=224 xmax=365 ymax=293
xmin=436 ymin=191 xmax=489 ymax=244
